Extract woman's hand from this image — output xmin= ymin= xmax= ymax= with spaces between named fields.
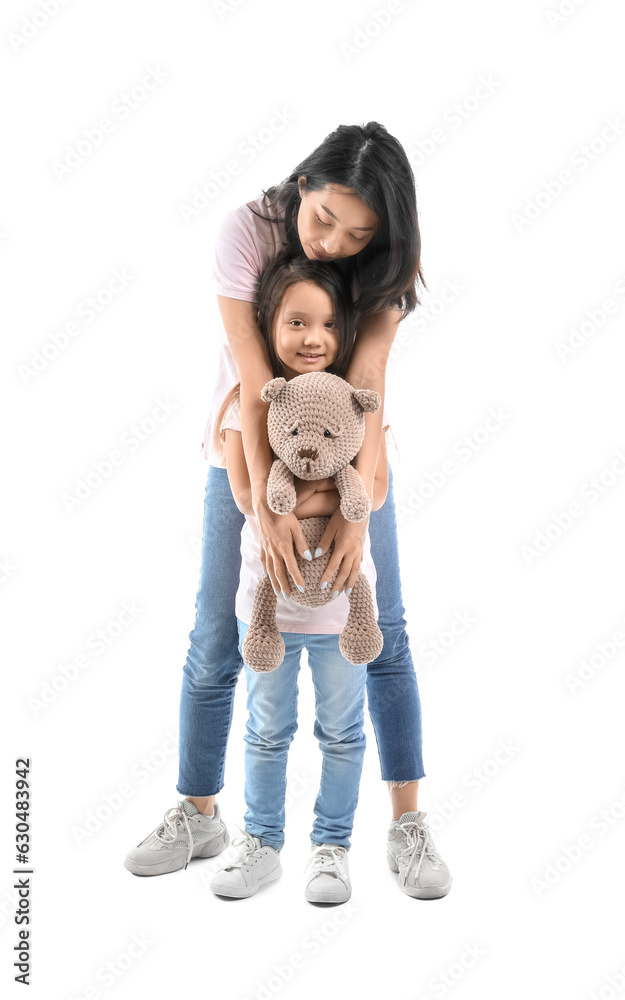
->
xmin=314 ymin=508 xmax=369 ymax=595
xmin=254 ymin=495 xmax=310 ymax=595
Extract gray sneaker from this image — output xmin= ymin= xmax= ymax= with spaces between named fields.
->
xmin=124 ymin=799 xmax=229 ymax=876
xmin=387 ymin=811 xmax=452 ymax=899
xmin=210 ymin=831 xmax=282 ymax=898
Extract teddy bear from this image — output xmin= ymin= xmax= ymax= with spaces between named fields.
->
xmin=241 ymin=370 xmax=385 ymax=673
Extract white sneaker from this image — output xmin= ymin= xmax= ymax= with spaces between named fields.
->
xmin=124 ymin=799 xmax=229 ymax=877
xmin=210 ymin=831 xmax=282 ymax=898
xmin=387 ymin=811 xmax=452 ymax=899
xmin=304 ymin=844 xmax=351 ymax=903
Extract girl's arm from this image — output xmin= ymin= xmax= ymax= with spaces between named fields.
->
xmin=223 ymin=428 xmax=254 ymax=517
xmin=217 ymin=296 xmax=309 ymax=593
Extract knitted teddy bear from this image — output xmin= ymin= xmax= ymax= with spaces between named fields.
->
xmin=242 ymin=370 xmax=385 ymax=673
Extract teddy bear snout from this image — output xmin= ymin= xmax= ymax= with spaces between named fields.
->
xmin=296 ymin=445 xmax=319 ymax=475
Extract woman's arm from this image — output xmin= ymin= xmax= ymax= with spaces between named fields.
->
xmin=372 ymin=427 xmax=389 ymax=511
xmin=217 ymin=295 xmax=310 ymax=593
xmin=346 ymin=307 xmax=402 ymax=499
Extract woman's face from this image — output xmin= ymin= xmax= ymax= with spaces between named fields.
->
xmin=296 ymin=179 xmax=379 ymax=262
xmin=273 ymin=280 xmax=340 ymax=380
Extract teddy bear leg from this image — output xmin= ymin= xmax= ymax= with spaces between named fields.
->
xmin=241 ymin=574 xmax=286 ymax=673
xmin=338 ymin=572 xmax=384 ymax=666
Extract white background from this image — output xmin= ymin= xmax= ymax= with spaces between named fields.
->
xmin=2 ymin=0 xmax=625 ymax=997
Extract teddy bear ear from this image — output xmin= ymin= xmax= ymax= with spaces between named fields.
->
xmin=261 ymin=377 xmax=287 ymax=403
xmin=352 ymin=388 xmax=382 ymax=413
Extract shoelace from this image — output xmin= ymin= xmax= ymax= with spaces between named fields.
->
xmin=222 ymin=829 xmax=261 ymax=871
xmin=396 ymin=821 xmax=442 ymax=888
xmin=304 ymin=845 xmax=348 ymax=887
xmin=153 ymin=801 xmax=195 ymax=869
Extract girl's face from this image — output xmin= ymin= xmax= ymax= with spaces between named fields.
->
xmin=296 ymin=179 xmax=379 ymax=262
xmin=273 ymin=280 xmax=340 ymax=380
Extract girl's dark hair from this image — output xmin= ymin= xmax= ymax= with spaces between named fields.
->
xmin=213 ymin=248 xmax=356 ymax=457
xmin=251 ymin=121 xmax=426 ymax=319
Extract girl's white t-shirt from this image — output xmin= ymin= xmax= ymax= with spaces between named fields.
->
xmin=221 ymin=396 xmax=379 ymax=634
xmin=201 ymin=193 xmax=393 ymax=467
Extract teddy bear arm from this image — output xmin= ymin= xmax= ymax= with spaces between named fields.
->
xmin=338 ymin=571 xmax=383 ymax=665
xmin=267 ymin=458 xmax=297 ymax=514
xmin=241 ymin=574 xmax=286 ymax=672
xmin=333 ymin=463 xmax=371 ymax=523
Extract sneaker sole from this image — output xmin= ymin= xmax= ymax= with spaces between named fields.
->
xmin=123 ymin=828 xmax=230 ymax=877
xmin=210 ymin=865 xmax=282 ymax=898
xmin=305 ymin=885 xmax=351 ymax=904
xmin=387 ymin=850 xmax=452 ymax=899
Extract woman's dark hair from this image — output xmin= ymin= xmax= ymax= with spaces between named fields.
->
xmin=212 ymin=248 xmax=356 ymax=456
xmin=250 ymin=121 xmax=426 ymax=319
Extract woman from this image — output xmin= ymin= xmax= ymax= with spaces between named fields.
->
xmin=124 ymin=122 xmax=452 ymax=899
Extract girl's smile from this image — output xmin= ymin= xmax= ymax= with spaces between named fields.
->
xmin=273 ymin=281 xmax=340 ymax=379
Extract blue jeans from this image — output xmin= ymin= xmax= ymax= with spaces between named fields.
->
xmin=238 ymin=620 xmax=367 ymax=850
xmin=177 ymin=462 xmax=424 ymax=797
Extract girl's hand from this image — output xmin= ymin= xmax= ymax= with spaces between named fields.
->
xmin=293 ymin=476 xmax=337 ymax=506
xmin=254 ymin=495 xmax=310 ymax=595
xmin=314 ymin=508 xmax=369 ymax=595
xmin=294 ymin=488 xmax=341 ymax=519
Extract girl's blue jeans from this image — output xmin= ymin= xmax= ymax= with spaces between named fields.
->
xmin=238 ymin=619 xmax=366 ymax=850
xmin=177 ymin=462 xmax=424 ymax=797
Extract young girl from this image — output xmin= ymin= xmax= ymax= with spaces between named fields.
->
xmin=209 ymin=249 xmax=389 ymax=903
xmin=124 ymin=123 xmax=451 ymax=900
